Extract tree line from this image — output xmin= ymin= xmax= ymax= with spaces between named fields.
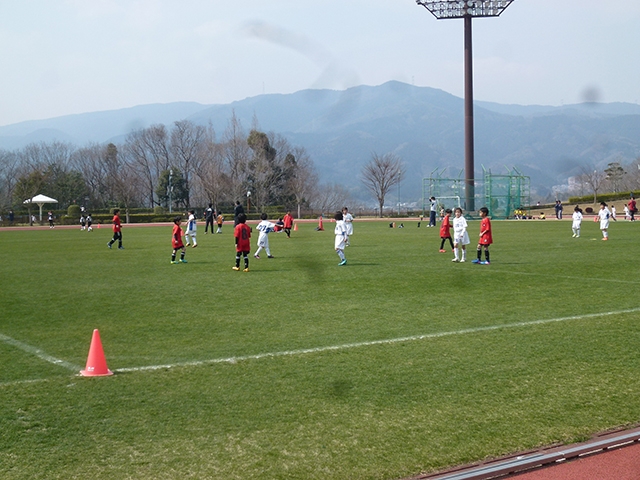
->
xmin=0 ymin=114 xmax=362 ymax=218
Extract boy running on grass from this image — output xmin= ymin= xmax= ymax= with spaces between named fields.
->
xmin=254 ymin=213 xmax=275 ymax=259
xmin=171 ymin=216 xmax=187 ymax=264
xmin=439 ymin=208 xmax=453 ymax=253
xmin=107 ymin=209 xmax=123 ymax=249
xmin=334 ymin=211 xmax=348 ymax=266
xmin=185 ymin=209 xmax=197 ymax=248
xmin=233 ymin=213 xmax=251 ymax=272
xmin=473 ymin=207 xmax=492 ymax=265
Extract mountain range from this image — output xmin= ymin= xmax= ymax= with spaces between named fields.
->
xmin=2 ymin=81 xmax=640 ymax=201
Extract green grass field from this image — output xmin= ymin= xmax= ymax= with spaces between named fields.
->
xmin=1 ymin=218 xmax=640 ymax=479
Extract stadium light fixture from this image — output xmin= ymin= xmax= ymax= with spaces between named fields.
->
xmin=416 ymin=0 xmax=515 ymax=211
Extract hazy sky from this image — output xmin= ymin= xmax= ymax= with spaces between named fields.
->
xmin=1 ymin=0 xmax=639 ymax=126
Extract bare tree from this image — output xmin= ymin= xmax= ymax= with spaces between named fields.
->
xmin=71 ymin=143 xmax=110 ymax=208
xmin=312 ymin=183 xmax=351 ymax=216
xmin=0 ymin=150 xmax=19 ymax=209
xmin=222 ymin=112 xmax=250 ymax=204
xmin=286 ymin=146 xmax=318 ymax=218
xmin=124 ymin=125 xmax=171 ymax=208
xmin=361 ymin=152 xmax=405 ymax=217
xmin=580 ymin=166 xmax=607 ymax=203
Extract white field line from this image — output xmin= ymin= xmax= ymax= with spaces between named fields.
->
xmin=487 ymin=269 xmax=640 ymax=285
xmin=0 ymin=333 xmax=82 ymax=372
xmin=115 ymin=307 xmax=640 ymax=373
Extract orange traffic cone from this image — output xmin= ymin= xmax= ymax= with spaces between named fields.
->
xmin=80 ymin=329 xmax=113 ymax=377
xmin=294 ymin=223 xmax=298 ymax=231
xmin=317 ymin=216 xmax=324 ymax=231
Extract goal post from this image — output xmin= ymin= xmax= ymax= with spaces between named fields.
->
xmin=435 ymin=196 xmax=461 ymax=213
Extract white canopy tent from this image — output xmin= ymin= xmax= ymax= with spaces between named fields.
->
xmin=23 ymin=194 xmax=58 ymax=221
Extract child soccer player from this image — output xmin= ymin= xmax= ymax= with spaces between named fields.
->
xmin=439 ymin=208 xmax=453 ymax=253
xmin=571 ymin=205 xmax=583 ymax=238
xmin=451 ymin=207 xmax=470 ymax=263
xmin=598 ymin=201 xmax=615 ymax=241
xmin=342 ymin=207 xmax=353 ymax=246
xmin=107 ymin=209 xmax=123 ymax=249
xmin=184 ymin=209 xmax=197 ymax=247
xmin=80 ymin=214 xmax=86 ymax=230
xmin=171 ymin=216 xmax=188 ymax=264
xmin=233 ymin=213 xmax=251 ymax=271
xmin=472 ymin=206 xmax=492 ymax=265
xmin=283 ymin=211 xmax=294 ymax=238
xmin=216 ymin=213 xmax=224 ymax=233
xmin=254 ymin=213 xmax=275 ymax=259
xmin=86 ymin=213 xmax=93 ymax=231
xmin=334 ymin=210 xmax=348 ymax=266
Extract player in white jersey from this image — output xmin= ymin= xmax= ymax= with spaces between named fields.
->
xmin=571 ymin=205 xmax=583 ymax=238
xmin=254 ymin=213 xmax=275 ymax=259
xmin=451 ymin=207 xmax=470 ymax=262
xmin=597 ymin=202 xmax=615 ymax=241
xmin=334 ymin=211 xmax=348 ymax=266
xmin=342 ymin=207 xmax=353 ymax=246
xmin=184 ymin=210 xmax=197 ymax=247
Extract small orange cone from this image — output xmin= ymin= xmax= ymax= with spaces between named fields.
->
xmin=294 ymin=223 xmax=298 ymax=231
xmin=80 ymin=329 xmax=113 ymax=377
xmin=317 ymin=216 xmax=324 ymax=231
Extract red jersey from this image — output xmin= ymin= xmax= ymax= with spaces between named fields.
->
xmin=234 ymin=223 xmax=251 ymax=252
xmin=479 ymin=217 xmax=493 ymax=245
xmin=172 ymin=224 xmax=184 ymax=249
xmin=439 ymin=215 xmax=452 ymax=238
xmin=283 ymin=213 xmax=293 ymax=229
xmin=112 ymin=214 xmax=121 ymax=233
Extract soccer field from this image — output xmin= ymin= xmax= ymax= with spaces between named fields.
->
xmin=1 ymin=219 xmax=640 ymax=479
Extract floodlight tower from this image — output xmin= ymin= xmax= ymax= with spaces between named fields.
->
xmin=416 ymin=0 xmax=515 ymax=211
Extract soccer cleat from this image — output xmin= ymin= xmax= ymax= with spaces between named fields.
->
xmin=254 ymin=254 xmax=260 ymax=259
xmin=439 ymin=249 xmax=446 ymax=253
xmin=471 ymin=259 xmax=480 ymax=264
xmin=480 ymin=261 xmax=490 ymax=265
xmin=180 ymin=259 xmax=187 ymax=263
xmin=185 ymin=244 xmax=190 ymax=247
xmin=572 ymin=234 xmax=576 ymax=238
xmin=243 ymin=268 xmax=250 ymax=272
xmin=192 ymin=244 xmax=197 ymax=248
xmin=452 ymin=258 xmax=459 ymax=262
xmin=602 ymin=237 xmax=608 ymax=241
xmin=107 ymin=243 xmax=112 ymax=248
xmin=171 ymin=261 xmax=179 ymax=264
xmin=118 ymin=246 xmax=124 ymax=250
xmin=338 ymin=259 xmax=347 ymax=266
xmin=460 ymin=259 xmax=466 ymax=263
xmin=232 ymin=266 xmax=240 ymax=271
xmin=267 ymin=255 xmax=274 ymax=258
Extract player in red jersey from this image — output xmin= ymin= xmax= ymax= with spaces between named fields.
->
xmin=439 ymin=208 xmax=453 ymax=253
xmin=107 ymin=209 xmax=124 ymax=249
xmin=473 ymin=206 xmax=492 ymax=265
xmin=283 ymin=211 xmax=294 ymax=238
xmin=171 ymin=216 xmax=187 ymax=264
xmin=233 ymin=213 xmax=251 ymax=272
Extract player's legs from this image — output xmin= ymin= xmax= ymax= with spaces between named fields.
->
xmin=254 ymin=245 xmax=263 ymax=258
xmin=243 ymin=251 xmax=249 ymax=270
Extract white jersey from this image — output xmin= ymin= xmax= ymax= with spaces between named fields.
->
xmin=334 ymin=220 xmax=347 ymax=250
xmin=572 ymin=211 xmax=583 ymax=227
xmin=598 ymin=207 xmax=611 ymax=229
xmin=452 ymin=215 xmax=470 ymax=245
xmin=186 ymin=214 xmax=197 ymax=233
xmin=256 ymin=220 xmax=275 ymax=248
xmin=343 ymin=212 xmax=353 ymax=236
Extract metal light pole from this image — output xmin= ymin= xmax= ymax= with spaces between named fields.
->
xmin=169 ymin=169 xmax=173 ymax=214
xmin=416 ymin=0 xmax=515 ymax=211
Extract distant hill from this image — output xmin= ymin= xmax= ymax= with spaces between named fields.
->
xmin=2 ymin=81 xmax=639 ymax=200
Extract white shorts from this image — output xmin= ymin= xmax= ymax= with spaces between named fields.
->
xmin=257 ymin=234 xmax=270 ymax=248
xmin=600 ymin=220 xmax=609 ymax=230
xmin=345 ymin=223 xmax=353 ymax=236
xmin=335 ymin=235 xmax=346 ymax=250
xmin=454 ymin=232 xmax=470 ymax=246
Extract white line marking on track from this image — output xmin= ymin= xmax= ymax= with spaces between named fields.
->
xmin=0 ymin=333 xmax=81 ymax=372
xmin=115 ymin=307 xmax=640 ymax=373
